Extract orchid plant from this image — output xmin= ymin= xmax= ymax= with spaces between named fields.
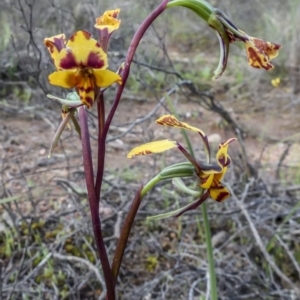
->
xmin=128 ymin=115 xmax=236 ymax=218
xmin=43 ymin=1 xmax=281 ymax=299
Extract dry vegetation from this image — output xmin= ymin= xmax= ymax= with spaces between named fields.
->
xmin=1 ymin=0 xmax=300 ymax=299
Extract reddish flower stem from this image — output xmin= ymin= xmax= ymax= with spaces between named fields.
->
xmin=78 ymin=107 xmax=115 ymax=300
xmin=95 ymin=93 xmax=105 ymax=201
xmin=111 ymin=185 xmax=143 ymax=285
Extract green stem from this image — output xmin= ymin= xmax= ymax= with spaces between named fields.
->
xmin=166 ymin=99 xmax=218 ymax=299
xmin=214 ymin=12 xmax=248 ymax=40
xmin=201 ymin=202 xmax=218 ymax=300
xmin=166 ymin=0 xmax=213 ymax=21
xmin=186 ymin=147 xmax=218 ymax=300
xmin=141 ymin=175 xmax=161 ymax=198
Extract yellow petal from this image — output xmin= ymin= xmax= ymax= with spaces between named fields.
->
xmin=93 ymin=69 xmax=122 ymax=87
xmin=44 ymin=33 xmax=66 ymax=69
xmin=209 ymin=185 xmax=230 ymax=202
xmin=245 ymin=38 xmax=281 ymax=71
xmin=94 ymin=9 xmax=121 ymax=34
xmin=48 ymin=70 xmax=80 ymax=88
xmin=213 ymin=166 xmax=227 ymax=182
xmin=216 ymin=138 xmax=236 ymax=168
xmin=58 ymin=30 xmax=108 ymax=69
xmin=155 ymin=115 xmax=206 ymax=136
xmin=127 ymin=140 xmax=177 ymax=158
xmin=200 ymin=173 xmax=214 ymax=189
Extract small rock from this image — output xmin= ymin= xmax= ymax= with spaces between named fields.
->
xmin=208 ymin=133 xmax=221 ymax=144
xmin=99 ymin=206 xmax=113 ymax=216
xmin=225 ymin=242 xmax=240 ymax=253
xmin=185 ymin=112 xmax=191 ymax=118
xmin=39 ymin=148 xmax=46 ymax=156
xmin=109 ymin=139 xmax=124 ymax=150
xmin=212 ymin=230 xmax=228 ymax=247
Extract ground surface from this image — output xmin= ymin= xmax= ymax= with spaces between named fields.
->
xmin=1 ymin=82 xmax=300 ymax=299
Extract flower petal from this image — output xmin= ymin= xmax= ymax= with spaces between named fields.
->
xmin=207 ymin=12 xmax=231 ymax=80
xmin=198 ymin=162 xmax=222 ymax=173
xmin=58 ymin=30 xmax=108 ymax=69
xmin=76 ymin=76 xmax=96 ymax=109
xmin=127 ymin=140 xmax=177 ymax=158
xmin=245 ymin=38 xmax=281 ymax=71
xmin=156 ymin=115 xmax=205 ymax=135
xmin=200 ymin=173 xmax=214 ymax=189
xmin=146 ymin=192 xmax=209 ymax=220
xmin=212 ymin=28 xmax=230 ymax=79
xmin=250 ymin=37 xmax=281 ymax=60
xmin=48 ymin=70 xmax=80 ymax=88
xmin=212 ymin=166 xmax=227 ymax=182
xmin=156 ymin=115 xmax=211 ymax=161
xmin=48 ymin=109 xmax=73 ymax=158
xmin=44 ymin=33 xmax=66 ymax=69
xmin=176 ymin=142 xmax=201 ymax=173
xmin=216 ymin=138 xmax=236 ymax=168
xmin=44 ymin=33 xmax=66 ymax=52
xmin=209 ymin=185 xmax=230 ymax=202
xmin=94 ymin=9 xmax=121 ymax=34
xmin=174 ymin=191 xmax=209 ymax=217
xmin=47 ymin=93 xmax=82 ymax=107
xmin=93 ymin=69 xmax=122 ymax=87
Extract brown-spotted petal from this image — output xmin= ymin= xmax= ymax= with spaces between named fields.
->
xmin=58 ymin=30 xmax=108 ymax=69
xmin=245 ymin=37 xmax=281 ymax=70
xmin=76 ymin=76 xmax=96 ymax=109
xmin=44 ymin=33 xmax=66 ymax=69
xmin=209 ymin=184 xmax=230 ymax=202
xmin=127 ymin=140 xmax=177 ymax=158
xmin=250 ymin=37 xmax=281 ymax=60
xmin=200 ymin=165 xmax=227 ymax=187
xmin=155 ymin=115 xmax=210 ymax=162
xmin=94 ymin=9 xmax=121 ymax=34
xmin=156 ymin=114 xmax=205 ymax=135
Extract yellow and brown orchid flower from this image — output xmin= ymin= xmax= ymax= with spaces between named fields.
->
xmin=44 ymin=30 xmax=122 ymax=108
xmin=167 ymin=0 xmax=281 ymax=79
xmin=210 ymin=9 xmax=281 ymax=78
xmin=94 ymin=9 xmax=121 ymax=52
xmin=128 ymin=115 xmax=236 ymax=216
